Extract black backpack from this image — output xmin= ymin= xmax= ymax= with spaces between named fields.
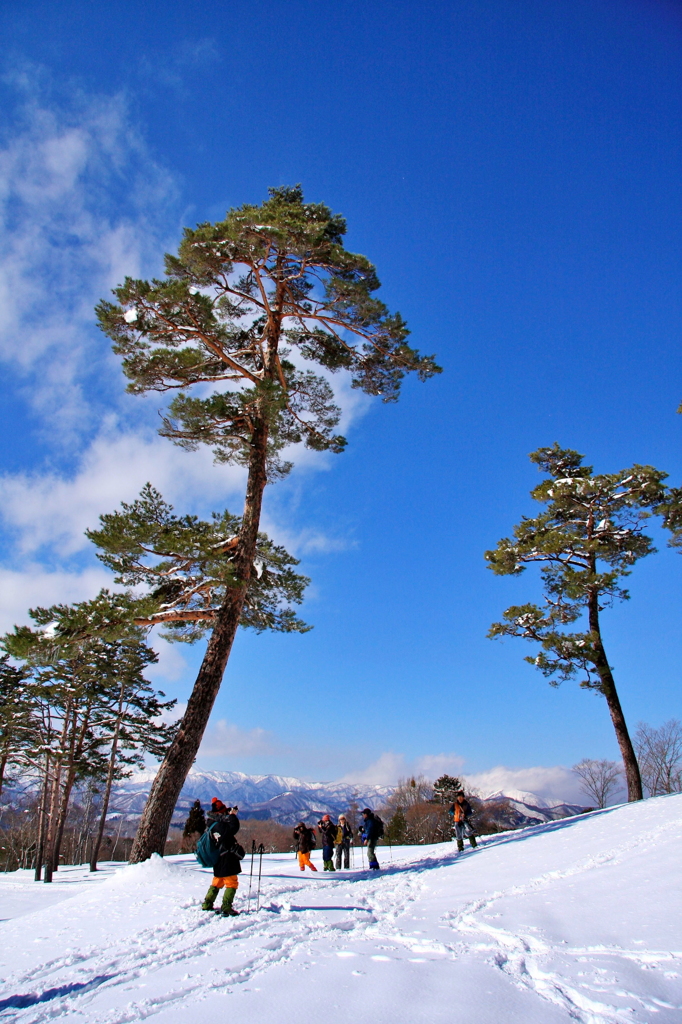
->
xmin=374 ymin=815 xmax=385 ymax=838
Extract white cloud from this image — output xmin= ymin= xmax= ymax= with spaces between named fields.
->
xmin=340 ymin=754 xmax=587 ymax=805
xmin=0 ymin=426 xmax=246 ymax=557
xmin=341 ymin=751 xmax=465 ymax=787
xmin=0 ymin=74 xmax=177 ymax=439
xmin=197 ymin=719 xmax=285 ymax=760
xmin=0 ymin=564 xmax=112 ymax=633
xmin=465 ymin=765 xmax=585 ymax=806
xmin=145 ymin=641 xmax=191 ymax=686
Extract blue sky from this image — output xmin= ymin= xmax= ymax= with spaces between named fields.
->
xmin=1 ymin=0 xmax=681 ymax=800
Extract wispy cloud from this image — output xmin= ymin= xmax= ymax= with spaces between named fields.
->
xmin=465 ymin=765 xmax=585 ymax=806
xmin=341 ymin=751 xmax=466 ymax=787
xmin=0 ymin=564 xmax=112 ymax=633
xmin=197 ymin=719 xmax=288 ymax=761
xmin=0 ymin=68 xmax=178 ymax=442
xmin=0 ymin=426 xmax=245 ymax=558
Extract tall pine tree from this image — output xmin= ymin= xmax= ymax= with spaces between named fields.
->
xmin=97 ymin=185 xmax=440 ymax=860
xmin=486 ymin=444 xmax=667 ymax=802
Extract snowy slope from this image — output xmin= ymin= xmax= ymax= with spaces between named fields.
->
xmin=1 ymin=794 xmax=680 ymax=1023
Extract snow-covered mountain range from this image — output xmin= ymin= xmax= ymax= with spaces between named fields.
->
xmin=110 ymin=769 xmax=394 ymax=826
xmin=109 ymin=769 xmax=584 ymax=827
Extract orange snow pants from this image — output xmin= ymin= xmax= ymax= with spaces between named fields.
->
xmin=211 ymin=874 xmax=239 ymax=889
xmin=298 ymin=852 xmax=317 ymax=871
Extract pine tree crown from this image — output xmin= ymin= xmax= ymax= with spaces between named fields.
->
xmin=96 ymin=185 xmax=441 ymax=478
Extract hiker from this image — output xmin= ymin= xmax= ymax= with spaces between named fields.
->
xmin=334 ymin=814 xmax=353 ymax=870
xmin=359 ymin=808 xmax=383 ymax=870
xmin=293 ymin=821 xmax=318 ymax=872
xmin=450 ymin=790 xmax=478 ymax=852
xmin=183 ymin=799 xmax=206 ymax=837
xmin=201 ymin=805 xmax=243 ymax=916
xmin=318 ymin=814 xmax=337 ymax=871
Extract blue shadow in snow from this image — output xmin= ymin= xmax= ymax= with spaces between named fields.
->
xmin=288 ymin=905 xmax=369 ymax=912
xmin=348 ymin=805 xmax=625 ymax=880
xmin=0 ymin=975 xmax=115 ymax=1013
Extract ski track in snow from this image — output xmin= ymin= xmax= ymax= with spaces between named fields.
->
xmin=1 ymin=797 xmax=681 ymax=1023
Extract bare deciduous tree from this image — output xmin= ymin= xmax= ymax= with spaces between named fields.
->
xmin=634 ymin=720 xmax=682 ymax=797
xmin=572 ymin=758 xmax=623 ymax=808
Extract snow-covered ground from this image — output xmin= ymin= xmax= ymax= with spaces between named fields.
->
xmin=1 ymin=794 xmax=680 ymax=1023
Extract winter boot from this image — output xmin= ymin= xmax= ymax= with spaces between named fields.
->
xmin=456 ymin=839 xmax=464 ymax=853
xmin=368 ymin=860 xmax=380 ymax=870
xmin=323 ymin=859 xmax=330 ymax=870
xmin=201 ymin=884 xmax=219 ymax=911
xmin=469 ymin=835 xmax=477 ymax=849
xmin=219 ymin=886 xmax=239 ymax=917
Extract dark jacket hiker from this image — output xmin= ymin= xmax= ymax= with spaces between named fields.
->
xmin=318 ymin=815 xmax=337 ymax=871
xmin=293 ymin=822 xmax=317 ymax=872
xmin=360 ymin=809 xmax=382 ymax=870
xmin=449 ymin=792 xmax=478 ymax=852
xmin=201 ymin=808 xmax=244 ymax=916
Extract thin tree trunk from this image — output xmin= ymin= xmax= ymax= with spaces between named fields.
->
xmin=129 ymin=414 xmax=270 ymax=862
xmin=33 ymin=754 xmax=51 ymax=881
xmin=588 ymin=592 xmax=643 ymax=802
xmin=52 ymin=705 xmax=91 ymax=871
xmin=43 ymin=702 xmax=71 ymax=883
xmin=0 ymin=740 xmax=10 ymax=803
xmin=43 ymin=760 xmax=63 ymax=883
xmin=90 ymin=709 xmax=123 ymax=871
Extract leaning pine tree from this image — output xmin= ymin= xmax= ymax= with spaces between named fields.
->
xmin=96 ymin=185 xmax=440 ymax=861
xmin=485 ymin=444 xmax=667 ymax=802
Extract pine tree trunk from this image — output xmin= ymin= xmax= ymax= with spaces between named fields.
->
xmin=129 ymin=414 xmax=270 ymax=862
xmin=0 ymin=745 xmax=10 ymax=805
xmin=43 ymin=760 xmax=63 ymax=883
xmin=588 ymin=592 xmax=643 ymax=802
xmin=90 ymin=714 xmax=122 ymax=871
xmin=33 ymin=755 xmax=51 ymax=881
xmin=51 ymin=705 xmax=91 ymax=871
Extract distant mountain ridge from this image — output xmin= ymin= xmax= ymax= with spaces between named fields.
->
xmin=111 ymin=769 xmax=393 ymax=826
xmin=109 ymin=769 xmax=585 ymax=828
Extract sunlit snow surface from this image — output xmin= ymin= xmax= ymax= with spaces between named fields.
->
xmin=1 ymin=795 xmax=680 ymax=1023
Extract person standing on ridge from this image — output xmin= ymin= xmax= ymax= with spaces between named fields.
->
xmin=318 ymin=814 xmax=337 ymax=871
xmin=450 ymin=790 xmax=478 ymax=852
xmin=335 ymin=814 xmax=353 ymax=870
xmin=359 ymin=808 xmax=383 ymax=870
xmin=293 ymin=821 xmax=318 ymax=872
xmin=201 ymin=806 xmax=244 ymax=916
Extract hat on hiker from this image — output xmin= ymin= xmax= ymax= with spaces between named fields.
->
xmin=322 ymin=814 xmax=331 ymax=821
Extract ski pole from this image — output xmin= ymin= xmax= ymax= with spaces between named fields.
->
xmin=256 ymin=843 xmax=264 ymax=912
xmin=247 ymin=839 xmax=256 ymax=913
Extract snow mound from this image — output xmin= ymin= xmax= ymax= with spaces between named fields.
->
xmin=104 ymin=852 xmax=196 ymax=889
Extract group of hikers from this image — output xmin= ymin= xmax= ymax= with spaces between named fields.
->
xmin=293 ymin=807 xmax=382 ymax=873
xmin=196 ymin=790 xmax=477 ymax=918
